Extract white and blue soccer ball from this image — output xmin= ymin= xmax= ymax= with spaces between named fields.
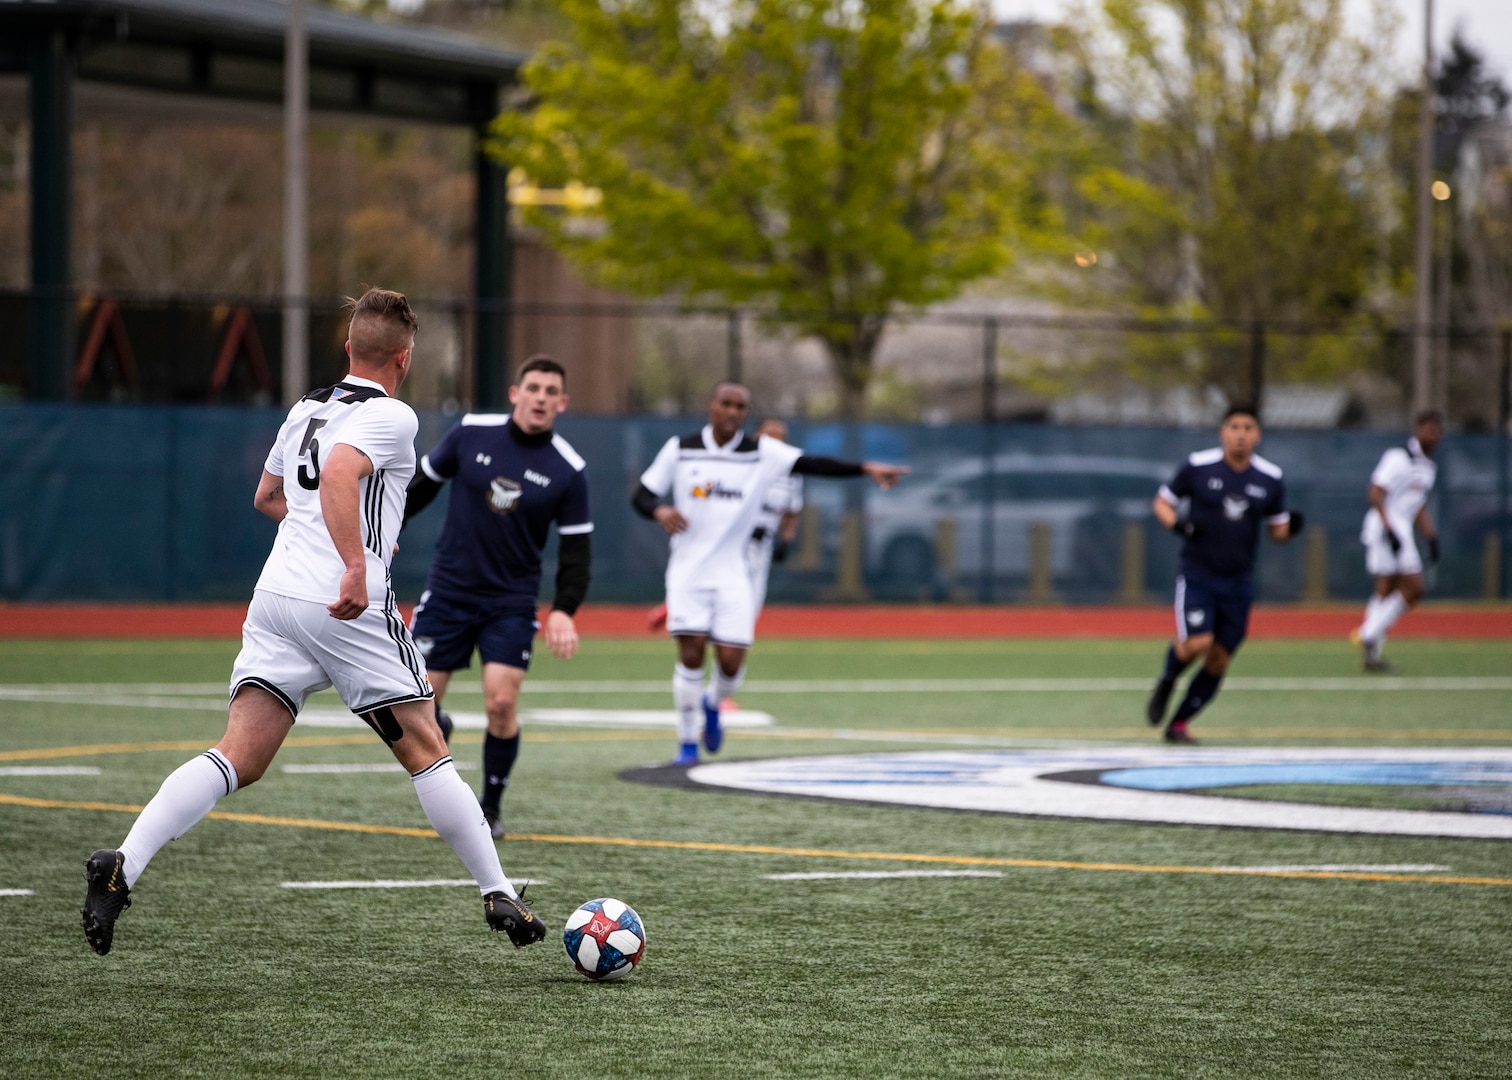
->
xmin=563 ymin=897 xmax=646 ymax=981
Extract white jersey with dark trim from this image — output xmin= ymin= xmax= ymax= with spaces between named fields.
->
xmin=1360 ymin=437 xmax=1437 ymax=544
xmin=640 ymin=425 xmax=803 ymax=590
xmin=254 ymin=375 xmax=418 ymax=605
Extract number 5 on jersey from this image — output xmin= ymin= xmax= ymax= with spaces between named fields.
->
xmin=298 ymin=418 xmax=328 ymax=490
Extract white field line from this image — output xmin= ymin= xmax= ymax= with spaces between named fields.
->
xmin=765 ymin=870 xmax=1006 ymax=880
xmin=281 ymin=762 xmax=474 ymax=774
xmin=0 ymin=889 xmax=36 ymax=896
xmin=2 ymin=676 xmax=1511 ymax=709
xmin=528 ymin=677 xmax=1512 ymax=693
xmin=281 ymin=878 xmax=546 ymax=890
xmin=0 ymin=766 xmax=102 ymax=776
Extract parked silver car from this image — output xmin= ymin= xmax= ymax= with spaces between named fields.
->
xmin=863 ymin=453 xmax=1172 ymax=582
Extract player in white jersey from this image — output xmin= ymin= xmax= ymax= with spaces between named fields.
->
xmin=642 ymin=418 xmax=803 ymax=638
xmin=1353 ymin=411 xmax=1443 ymax=672
xmin=632 ymin=382 xmax=906 ymax=766
xmin=746 ymin=418 xmax=804 ymax=619
xmin=80 ymin=289 xmax=544 ymax=956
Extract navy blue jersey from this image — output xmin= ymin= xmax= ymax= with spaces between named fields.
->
xmin=1160 ymin=448 xmax=1287 ymax=579
xmin=419 ymin=415 xmax=592 ymax=604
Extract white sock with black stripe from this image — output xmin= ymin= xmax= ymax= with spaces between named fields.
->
xmin=411 ymin=757 xmax=514 ymax=898
xmin=710 ymin=663 xmax=746 ymax=705
xmin=118 ymin=749 xmax=238 ymax=889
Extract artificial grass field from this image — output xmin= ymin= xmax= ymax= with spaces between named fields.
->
xmin=2 ymin=636 xmax=1510 ymax=1079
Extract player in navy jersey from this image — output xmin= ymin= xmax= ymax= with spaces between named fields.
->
xmin=403 ymin=356 xmax=591 ymax=838
xmin=1145 ymin=405 xmax=1305 ymax=744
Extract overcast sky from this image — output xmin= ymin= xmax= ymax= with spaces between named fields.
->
xmin=992 ymin=1 xmax=1512 ymax=86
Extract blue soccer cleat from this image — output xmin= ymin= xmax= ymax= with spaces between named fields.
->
xmin=701 ymin=694 xmax=723 ymax=753
xmin=673 ymin=742 xmax=699 ymax=767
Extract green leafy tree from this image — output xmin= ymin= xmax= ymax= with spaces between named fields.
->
xmin=489 ymin=0 xmax=1066 ymax=415
xmin=1063 ymin=0 xmax=1402 ymax=393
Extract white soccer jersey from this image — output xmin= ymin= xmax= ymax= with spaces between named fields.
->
xmin=254 ymin=376 xmax=418 ymax=605
xmin=640 ymin=425 xmax=803 ymax=591
xmin=754 ymin=472 xmax=804 ymax=540
xmin=1360 ymin=437 xmax=1437 ymax=544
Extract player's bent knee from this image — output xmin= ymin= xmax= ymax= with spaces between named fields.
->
xmin=1176 ymin=636 xmax=1212 ymax=662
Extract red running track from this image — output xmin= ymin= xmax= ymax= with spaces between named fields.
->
xmin=2 ymin=603 xmax=1511 ymax=639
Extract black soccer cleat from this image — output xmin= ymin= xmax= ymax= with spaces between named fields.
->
xmin=1146 ymin=679 xmax=1175 ymax=726
xmin=484 ymin=890 xmax=545 ymax=947
xmin=483 ymin=807 xmax=505 ymax=841
xmin=81 ymin=849 xmax=132 ymax=956
xmin=1163 ymin=721 xmax=1198 ymax=745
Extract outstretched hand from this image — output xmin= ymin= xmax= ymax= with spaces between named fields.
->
xmin=862 ymin=463 xmax=909 ymax=490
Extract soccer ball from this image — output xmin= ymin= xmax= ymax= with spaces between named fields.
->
xmin=563 ymin=897 xmax=646 ymax=981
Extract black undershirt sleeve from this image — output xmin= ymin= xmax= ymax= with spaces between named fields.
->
xmin=631 ymin=483 xmax=662 ymax=519
xmin=792 ymin=455 xmax=865 ymax=478
xmin=403 ymin=473 xmax=445 ymax=524
xmin=552 ymin=532 xmax=592 ymax=616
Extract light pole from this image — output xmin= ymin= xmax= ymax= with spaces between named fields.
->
xmin=1411 ymin=0 xmax=1436 ymax=416
xmin=283 ymin=0 xmax=309 ymax=406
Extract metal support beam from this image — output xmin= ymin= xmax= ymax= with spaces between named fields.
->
xmin=474 ymin=136 xmax=510 ymax=409
xmin=28 ymin=30 xmax=75 ymax=402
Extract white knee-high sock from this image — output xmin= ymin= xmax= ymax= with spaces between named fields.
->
xmin=1360 ymin=591 xmax=1408 ymax=644
xmin=411 ymin=757 xmax=512 ymax=898
xmin=711 ymin=663 xmax=746 ymax=705
xmin=1360 ymin=594 xmax=1383 ymax=633
xmin=119 ymin=749 xmax=238 ymax=888
xmin=673 ymin=663 xmax=705 ymax=744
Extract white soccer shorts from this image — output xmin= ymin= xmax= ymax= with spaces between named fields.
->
xmin=746 ymin=538 xmax=774 ymax=618
xmin=665 ymin=579 xmax=757 ymax=648
xmin=230 ymin=590 xmax=434 ymax=717
xmin=1364 ymin=534 xmax=1423 ymax=578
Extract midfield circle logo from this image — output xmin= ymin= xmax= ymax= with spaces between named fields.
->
xmin=678 ymin=748 xmax=1512 ymax=839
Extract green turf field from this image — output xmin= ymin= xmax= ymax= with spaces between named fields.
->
xmin=3 ymin=637 xmax=1510 ymax=1078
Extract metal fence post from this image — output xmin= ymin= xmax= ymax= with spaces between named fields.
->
xmin=980 ymin=318 xmax=998 ymax=603
xmin=1501 ymin=328 xmax=1511 ymax=599
xmin=727 ymin=308 xmax=742 ymax=384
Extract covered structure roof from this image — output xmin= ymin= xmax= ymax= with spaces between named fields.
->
xmin=0 ymin=0 xmax=524 ymax=124
xmin=1 ymin=0 xmax=524 ymax=404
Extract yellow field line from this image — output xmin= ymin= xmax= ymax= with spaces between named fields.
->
xmin=4 ymin=792 xmax=1508 ymax=887
xmin=0 ymin=734 xmax=377 ymax=762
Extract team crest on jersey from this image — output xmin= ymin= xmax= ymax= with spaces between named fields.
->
xmin=1245 ymin=484 xmax=1267 ymax=499
xmin=692 ymin=480 xmax=743 ymax=500
xmin=1222 ymin=495 xmax=1249 ymax=521
xmin=488 ymin=477 xmax=523 ymax=514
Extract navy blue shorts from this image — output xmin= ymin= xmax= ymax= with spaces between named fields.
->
xmin=409 ymin=590 xmax=539 ymax=673
xmin=1173 ymin=572 xmax=1252 ymax=654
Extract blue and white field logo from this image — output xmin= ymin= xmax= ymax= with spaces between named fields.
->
xmin=564 ymin=897 xmax=646 ymax=981
xmin=684 ymin=747 xmax=1512 ymax=839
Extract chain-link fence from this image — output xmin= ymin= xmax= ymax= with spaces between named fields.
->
xmin=6 ymin=289 xmax=1511 ymax=433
